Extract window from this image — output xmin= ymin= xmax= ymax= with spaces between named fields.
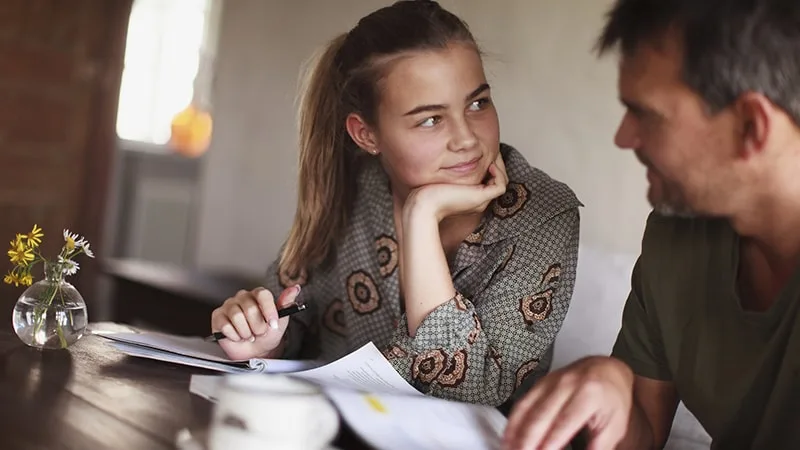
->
xmin=116 ymin=0 xmax=219 ymax=147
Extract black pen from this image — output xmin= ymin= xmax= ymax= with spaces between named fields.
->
xmin=205 ymin=303 xmax=307 ymax=342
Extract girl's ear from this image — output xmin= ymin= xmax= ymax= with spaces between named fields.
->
xmin=346 ymin=113 xmax=380 ymax=155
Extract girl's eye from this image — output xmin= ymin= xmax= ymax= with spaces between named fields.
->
xmin=419 ymin=116 xmax=441 ymax=128
xmin=468 ymin=97 xmax=491 ymax=111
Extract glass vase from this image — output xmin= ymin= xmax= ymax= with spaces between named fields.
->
xmin=12 ymin=262 xmax=88 ymax=349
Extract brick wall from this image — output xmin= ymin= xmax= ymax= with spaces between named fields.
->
xmin=0 ymin=0 xmax=131 ymax=308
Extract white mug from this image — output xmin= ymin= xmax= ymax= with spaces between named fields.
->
xmin=207 ymin=374 xmax=340 ymax=450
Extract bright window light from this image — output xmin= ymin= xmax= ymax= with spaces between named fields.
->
xmin=116 ymin=0 xmax=217 ymax=146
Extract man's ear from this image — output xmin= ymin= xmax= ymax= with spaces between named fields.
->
xmin=345 ymin=113 xmax=380 ymax=155
xmin=735 ymin=92 xmax=772 ymax=159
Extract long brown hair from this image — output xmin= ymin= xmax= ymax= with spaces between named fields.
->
xmin=280 ymin=0 xmax=478 ymax=277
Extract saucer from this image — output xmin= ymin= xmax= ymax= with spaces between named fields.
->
xmin=175 ymin=427 xmax=341 ymax=450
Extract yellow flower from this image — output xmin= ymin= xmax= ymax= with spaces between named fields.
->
xmin=25 ymin=224 xmax=43 ymax=248
xmin=3 ymin=272 xmax=19 ymax=287
xmin=19 ymin=273 xmax=33 ymax=286
xmin=8 ymin=238 xmax=33 ymax=265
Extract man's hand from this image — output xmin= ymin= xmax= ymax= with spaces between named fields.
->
xmin=503 ymin=356 xmax=639 ymax=450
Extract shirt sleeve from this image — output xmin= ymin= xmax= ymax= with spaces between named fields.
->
xmin=611 ymin=240 xmax=673 ymax=381
xmin=382 ymin=207 xmax=580 ymax=406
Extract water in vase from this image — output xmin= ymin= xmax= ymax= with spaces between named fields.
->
xmin=12 ymin=296 xmax=88 ymax=349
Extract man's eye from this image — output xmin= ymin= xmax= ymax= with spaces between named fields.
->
xmin=468 ymin=97 xmax=491 ymax=111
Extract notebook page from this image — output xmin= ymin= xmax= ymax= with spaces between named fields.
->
xmin=109 ymin=342 xmax=252 ymax=373
xmin=98 ymin=331 xmax=320 ymax=373
xmin=96 ymin=331 xmax=239 ymax=363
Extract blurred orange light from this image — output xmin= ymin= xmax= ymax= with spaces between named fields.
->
xmin=169 ymin=103 xmax=213 ymax=157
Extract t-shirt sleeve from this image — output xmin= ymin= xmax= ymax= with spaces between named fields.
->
xmin=612 ymin=256 xmax=673 ymax=381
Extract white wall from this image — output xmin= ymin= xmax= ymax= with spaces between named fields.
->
xmin=195 ymin=0 xmax=651 ymax=276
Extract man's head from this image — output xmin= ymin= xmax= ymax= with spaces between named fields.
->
xmin=597 ymin=0 xmax=800 ymax=218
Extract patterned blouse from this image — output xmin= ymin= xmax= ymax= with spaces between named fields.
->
xmin=264 ymin=143 xmax=581 ymax=406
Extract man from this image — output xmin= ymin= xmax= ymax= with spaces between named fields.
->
xmin=503 ymin=0 xmax=800 ymax=449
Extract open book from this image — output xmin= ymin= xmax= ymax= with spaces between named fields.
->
xmin=98 ymin=329 xmax=507 ymax=450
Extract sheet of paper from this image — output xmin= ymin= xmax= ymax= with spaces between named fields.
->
xmin=324 ymin=387 xmax=507 ymax=450
xmin=290 ymin=342 xmax=421 ymax=396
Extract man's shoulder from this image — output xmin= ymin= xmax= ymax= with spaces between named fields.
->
xmin=640 ymin=212 xmax=728 ymax=255
xmin=612 ymin=212 xmax=732 ymax=382
xmin=636 ymin=211 xmax=732 ymax=308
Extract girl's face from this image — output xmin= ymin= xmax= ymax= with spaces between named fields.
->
xmin=347 ymin=42 xmax=501 ymax=199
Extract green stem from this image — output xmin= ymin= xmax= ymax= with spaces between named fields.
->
xmin=58 ymin=287 xmax=74 ymax=329
xmin=55 ymin=323 xmax=67 ymax=349
xmin=32 ymin=277 xmax=63 ymax=348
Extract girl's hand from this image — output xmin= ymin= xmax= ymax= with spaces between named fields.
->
xmin=404 ymin=153 xmax=509 ymax=222
xmin=210 ymin=285 xmax=301 ymax=360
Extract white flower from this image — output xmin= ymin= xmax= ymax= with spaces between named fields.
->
xmin=63 ymin=229 xmax=77 ymax=242
xmin=63 ymin=228 xmax=93 ymax=257
xmin=58 ymin=256 xmax=79 ymax=276
xmin=63 ymin=229 xmax=86 ymax=246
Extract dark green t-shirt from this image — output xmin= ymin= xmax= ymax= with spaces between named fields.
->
xmin=612 ymin=212 xmax=800 ymax=449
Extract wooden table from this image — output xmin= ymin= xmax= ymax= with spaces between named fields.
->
xmin=0 ymin=306 xmax=369 ymax=449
